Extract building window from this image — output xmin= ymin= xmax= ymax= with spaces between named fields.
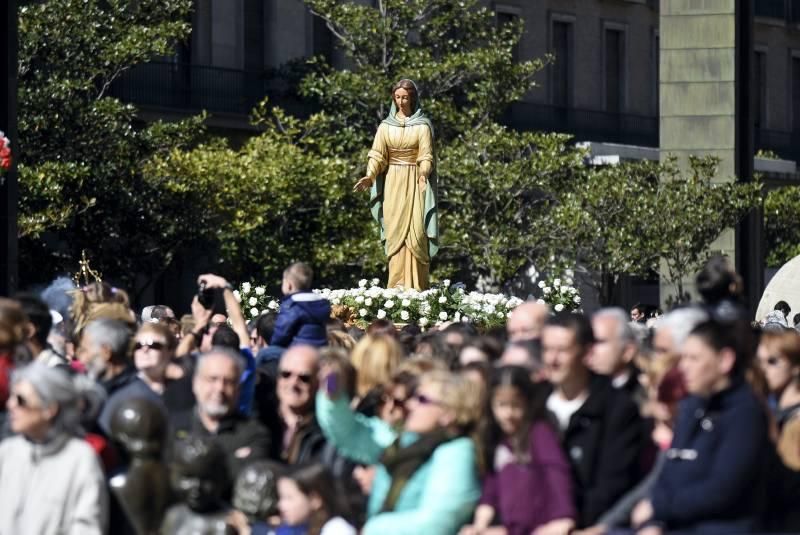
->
xmin=604 ymin=27 xmax=626 ymax=113
xmin=652 ymin=30 xmax=660 ymax=116
xmin=497 ymin=9 xmax=521 ymax=62
xmin=550 ymin=19 xmax=574 ymax=107
xmin=792 ymin=55 xmax=800 ymax=132
xmin=753 ymin=50 xmax=767 ymax=129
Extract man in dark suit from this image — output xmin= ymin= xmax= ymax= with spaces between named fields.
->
xmin=541 ymin=312 xmax=646 ymax=528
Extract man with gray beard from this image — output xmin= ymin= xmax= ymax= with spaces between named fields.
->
xmin=170 ymin=348 xmax=272 ymax=493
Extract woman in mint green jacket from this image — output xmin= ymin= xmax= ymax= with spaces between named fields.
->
xmin=316 ymin=369 xmax=483 ymax=535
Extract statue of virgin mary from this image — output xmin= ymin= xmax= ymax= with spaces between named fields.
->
xmin=353 ymin=79 xmax=439 ymax=291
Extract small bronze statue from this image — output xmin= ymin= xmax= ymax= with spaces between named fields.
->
xmin=233 ymin=461 xmax=283 ymax=525
xmin=109 ymin=397 xmax=172 ymax=535
xmin=161 ymin=436 xmax=236 ymax=535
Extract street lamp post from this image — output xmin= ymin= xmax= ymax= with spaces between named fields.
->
xmin=1 ymin=0 xmax=18 ymax=297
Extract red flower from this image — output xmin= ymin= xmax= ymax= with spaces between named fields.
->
xmin=0 ymin=147 xmax=9 ymax=158
xmin=1 ymin=157 xmax=10 ymax=170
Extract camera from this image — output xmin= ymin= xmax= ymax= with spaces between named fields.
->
xmin=197 ymin=282 xmax=226 ymax=315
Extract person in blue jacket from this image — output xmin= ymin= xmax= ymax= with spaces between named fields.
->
xmin=270 ymin=263 xmax=331 ymax=349
xmin=631 ymin=320 xmax=768 ymax=535
xmin=316 ymin=368 xmax=483 ymax=535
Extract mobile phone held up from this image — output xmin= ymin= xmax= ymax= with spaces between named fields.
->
xmin=325 ymin=372 xmax=338 ymax=397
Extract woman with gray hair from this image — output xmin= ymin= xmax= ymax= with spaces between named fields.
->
xmin=0 ymin=362 xmax=108 ymax=535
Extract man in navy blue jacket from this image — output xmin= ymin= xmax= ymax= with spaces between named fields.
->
xmin=270 ymin=262 xmax=330 ymax=348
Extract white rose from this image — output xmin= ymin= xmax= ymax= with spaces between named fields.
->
xmin=439 ymin=311 xmax=448 ymax=321
xmin=233 ymin=290 xmax=241 ymax=302
xmin=419 ymin=317 xmax=429 ymax=326
xmin=402 ymin=298 xmax=411 ymax=307
xmin=454 ymin=312 xmax=461 ymax=322
xmin=496 ymin=311 xmax=504 ymax=318
xmin=384 ymin=300 xmax=395 ymax=309
xmin=365 ymin=298 xmax=373 ymax=306
xmin=574 ymin=295 xmax=582 ymax=304
xmin=242 ymin=282 xmax=251 ymax=292
xmin=255 ymin=286 xmax=265 ymax=296
xmin=371 ymin=278 xmax=380 ymax=286
xmin=355 ymin=295 xmax=365 ymax=304
xmin=400 ymin=310 xmax=410 ymax=321
xmin=438 ymin=296 xmax=447 ymax=304
xmin=565 ymin=278 xmax=574 ymax=286
xmin=268 ymin=300 xmax=279 ymax=310
xmin=462 ymin=316 xmax=470 ymax=322
xmin=442 ymin=279 xmax=451 ymax=287
xmin=537 ymin=299 xmax=546 ymax=304
xmin=250 ymin=307 xmax=259 ymax=317
xmin=359 ymin=308 xmax=368 ymax=317
xmin=358 ymin=279 xmax=368 ymax=288
xmin=248 ymin=297 xmax=258 ymax=306
xmin=553 ymin=278 xmax=561 ymax=287
xmin=377 ymin=309 xmax=387 ymax=319
xmin=554 ymin=303 xmax=565 ymax=312
xmin=566 ymin=269 xmax=575 ymax=277
xmin=333 ymin=298 xmax=341 ymax=305
xmin=537 ymin=280 xmax=546 ymax=288
xmin=543 ymin=287 xmax=551 ymax=295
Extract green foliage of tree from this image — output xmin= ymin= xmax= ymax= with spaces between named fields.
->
xmin=17 ymin=0 xmax=204 ymax=292
xmin=553 ymin=156 xmax=761 ymax=304
xmin=765 ymin=186 xmax=800 ymax=267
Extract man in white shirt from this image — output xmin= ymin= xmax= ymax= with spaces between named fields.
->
xmin=541 ymin=312 xmax=646 ymax=528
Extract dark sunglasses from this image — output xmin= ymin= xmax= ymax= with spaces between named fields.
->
xmin=412 ymin=393 xmax=442 ymax=406
xmin=279 ymin=370 xmax=313 ymax=384
xmin=134 ymin=341 xmax=166 ymax=351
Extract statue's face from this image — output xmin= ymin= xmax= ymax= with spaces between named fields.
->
xmin=172 ymin=470 xmax=220 ymax=512
xmin=393 ymin=88 xmax=413 ymax=117
xmin=233 ymin=465 xmax=278 ymax=519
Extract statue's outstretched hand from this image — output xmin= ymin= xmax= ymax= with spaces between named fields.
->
xmin=354 ymin=176 xmax=372 ymax=192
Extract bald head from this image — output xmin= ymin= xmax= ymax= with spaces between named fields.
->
xmin=278 ymin=345 xmax=320 ymax=415
xmin=507 ymin=302 xmax=550 ymax=342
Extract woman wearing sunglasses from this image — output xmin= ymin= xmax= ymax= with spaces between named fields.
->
xmin=0 ymin=362 xmax=108 ymax=534
xmin=316 ymin=368 xmax=483 ymax=535
xmin=97 ymin=322 xmax=182 ymax=434
xmin=756 ymin=329 xmax=800 ymax=469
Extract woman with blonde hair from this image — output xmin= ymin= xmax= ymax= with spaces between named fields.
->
xmin=350 ymin=334 xmax=404 ymax=400
xmin=757 ymin=329 xmax=800 ymax=468
xmin=316 ymin=368 xmax=483 ymax=534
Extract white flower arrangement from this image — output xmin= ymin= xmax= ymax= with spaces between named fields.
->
xmin=536 ymin=271 xmax=582 ymax=313
xmin=236 ymin=279 xmax=524 ymax=329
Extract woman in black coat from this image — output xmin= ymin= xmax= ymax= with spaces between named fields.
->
xmin=631 ymin=320 xmax=768 ymax=535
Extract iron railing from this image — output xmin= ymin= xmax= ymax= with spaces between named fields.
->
xmin=110 ymin=61 xmax=275 ymax=115
xmin=756 ymin=0 xmax=787 ymax=19
xmin=111 ymin=61 xmax=800 ymax=164
xmin=501 ymin=102 xmax=660 ymax=147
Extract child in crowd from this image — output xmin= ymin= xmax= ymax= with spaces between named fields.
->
xmin=270 ymin=263 xmax=331 ymax=348
xmin=276 ymin=464 xmax=356 ymax=535
xmin=461 ymin=366 xmax=576 ymax=535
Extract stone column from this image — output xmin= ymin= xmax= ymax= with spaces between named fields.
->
xmin=659 ymin=0 xmax=758 ymax=308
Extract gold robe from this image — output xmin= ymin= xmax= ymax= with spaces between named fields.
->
xmin=366 ymin=118 xmax=434 ymax=290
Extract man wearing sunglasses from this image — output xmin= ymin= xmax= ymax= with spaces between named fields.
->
xmin=277 ymin=344 xmax=327 ymax=464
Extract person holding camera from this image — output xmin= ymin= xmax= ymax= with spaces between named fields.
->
xmin=176 ymin=274 xmax=258 ymax=416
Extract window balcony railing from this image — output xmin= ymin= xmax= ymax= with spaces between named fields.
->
xmin=756 ymin=0 xmax=787 ymax=19
xmin=109 ymin=61 xmax=311 ymax=117
xmin=110 ymin=62 xmax=800 ymax=165
xmin=501 ymin=102 xmax=660 ymax=147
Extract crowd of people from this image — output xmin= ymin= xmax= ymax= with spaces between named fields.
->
xmin=0 ymin=257 xmax=799 ymax=535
